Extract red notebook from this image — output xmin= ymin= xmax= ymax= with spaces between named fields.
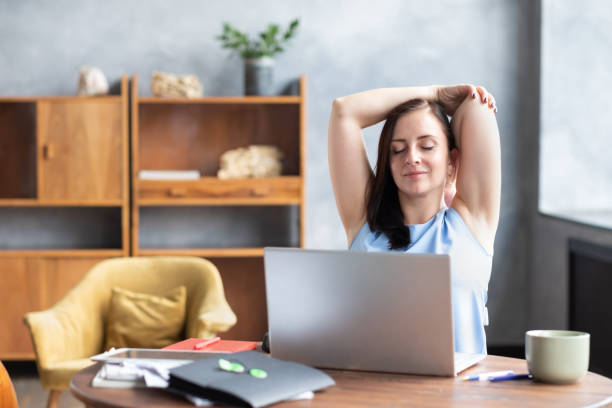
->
xmin=162 ymin=338 xmax=257 ymax=353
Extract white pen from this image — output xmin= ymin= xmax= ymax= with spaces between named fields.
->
xmin=463 ymin=370 xmax=514 ymax=381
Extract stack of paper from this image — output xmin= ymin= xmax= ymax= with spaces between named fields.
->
xmin=92 ymin=360 xmax=215 ymax=406
xmin=92 ymin=359 xmax=185 ymax=389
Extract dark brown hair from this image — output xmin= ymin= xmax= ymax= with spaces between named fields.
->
xmin=365 ymin=99 xmax=456 ymax=249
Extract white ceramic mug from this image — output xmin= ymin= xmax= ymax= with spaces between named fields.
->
xmin=525 ymin=330 xmax=590 ymax=384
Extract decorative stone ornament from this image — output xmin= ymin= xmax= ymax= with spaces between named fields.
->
xmin=217 ymin=145 xmax=283 ymax=179
xmin=151 ymin=71 xmax=203 ymax=98
xmin=77 ymin=66 xmax=109 ymax=96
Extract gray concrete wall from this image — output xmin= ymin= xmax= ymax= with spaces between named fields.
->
xmin=0 ymin=0 xmax=541 ymax=345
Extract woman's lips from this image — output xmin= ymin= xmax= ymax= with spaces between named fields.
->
xmin=404 ymin=171 xmax=427 ymax=178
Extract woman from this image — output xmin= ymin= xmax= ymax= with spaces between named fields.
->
xmin=328 ymin=85 xmax=500 ymax=354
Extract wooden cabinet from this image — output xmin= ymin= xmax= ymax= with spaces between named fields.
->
xmin=130 ymin=74 xmax=306 ymax=340
xmin=37 ymin=100 xmax=123 ymax=201
xmin=0 ymin=76 xmax=129 ymax=359
xmin=0 ymin=258 xmax=41 ymax=359
xmin=0 ymin=257 xmax=107 ymax=358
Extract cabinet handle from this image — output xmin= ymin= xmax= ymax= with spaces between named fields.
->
xmin=167 ymin=188 xmax=187 ymax=197
xmin=250 ymin=187 xmax=271 ymax=197
xmin=42 ymin=144 xmax=55 ymax=159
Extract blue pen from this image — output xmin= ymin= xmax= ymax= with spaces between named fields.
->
xmin=488 ymin=373 xmax=532 ymax=382
xmin=463 ymin=370 xmax=514 ymax=381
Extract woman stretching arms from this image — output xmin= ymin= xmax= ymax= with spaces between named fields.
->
xmin=328 ymin=85 xmax=500 ymax=353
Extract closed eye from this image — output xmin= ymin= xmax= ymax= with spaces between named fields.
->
xmin=392 ymin=148 xmax=406 ymax=155
xmin=421 ymin=146 xmax=434 ymax=151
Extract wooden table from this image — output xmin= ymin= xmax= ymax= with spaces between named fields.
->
xmin=71 ymin=355 xmax=612 ymax=407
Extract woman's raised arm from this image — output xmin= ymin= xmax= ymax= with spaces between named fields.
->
xmin=448 ymin=86 xmax=501 ymax=253
xmin=328 ymin=86 xmax=438 ymax=243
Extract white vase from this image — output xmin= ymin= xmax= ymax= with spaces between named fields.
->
xmin=244 ymin=57 xmax=274 ymax=96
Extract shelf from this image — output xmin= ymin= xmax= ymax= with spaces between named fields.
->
xmin=0 ymin=202 xmax=124 ymax=250
xmin=136 ymin=177 xmax=301 ymax=206
xmin=138 ymin=96 xmax=301 ymax=104
xmin=138 ymin=248 xmax=265 ymax=257
xmin=0 ymin=249 xmax=125 ymax=258
xmin=136 ymin=103 xmax=301 ymax=176
xmin=138 ymin=205 xmax=299 ymax=249
xmin=0 ymin=200 xmax=124 ymax=207
xmin=0 ymin=96 xmax=121 ymax=103
xmin=0 ymin=352 xmax=35 ymax=360
xmin=138 ymin=198 xmax=300 ymax=206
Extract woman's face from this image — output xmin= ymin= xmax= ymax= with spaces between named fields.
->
xmin=389 ymin=108 xmax=453 ymax=200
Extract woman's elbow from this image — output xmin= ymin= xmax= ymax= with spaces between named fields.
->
xmin=452 ymin=98 xmax=498 ymax=136
xmin=331 ymin=97 xmax=348 ymax=118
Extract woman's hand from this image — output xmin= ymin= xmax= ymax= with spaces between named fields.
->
xmin=435 ymin=84 xmax=497 ymax=116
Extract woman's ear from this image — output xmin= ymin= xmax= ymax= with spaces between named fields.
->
xmin=447 ymin=148 xmax=459 ymax=182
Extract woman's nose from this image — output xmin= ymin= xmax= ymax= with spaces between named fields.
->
xmin=405 ymin=148 xmax=420 ymax=164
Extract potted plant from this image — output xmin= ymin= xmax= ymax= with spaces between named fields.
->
xmin=216 ymin=19 xmax=299 ymax=96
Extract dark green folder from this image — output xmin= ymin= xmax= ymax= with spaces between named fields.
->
xmin=168 ymin=350 xmax=335 ymax=407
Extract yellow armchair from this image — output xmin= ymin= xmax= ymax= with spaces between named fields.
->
xmin=23 ymin=256 xmax=236 ymax=408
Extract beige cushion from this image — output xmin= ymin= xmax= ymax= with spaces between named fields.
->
xmin=104 ymin=286 xmax=187 ymax=350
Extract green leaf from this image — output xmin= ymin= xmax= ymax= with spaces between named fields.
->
xmin=281 ymin=19 xmax=299 ymax=43
xmin=267 ymin=24 xmax=279 ymax=38
xmin=216 ymin=18 xmax=299 ymax=58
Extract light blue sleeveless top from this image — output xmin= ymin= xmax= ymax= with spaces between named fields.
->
xmin=349 ymin=207 xmax=491 ymax=354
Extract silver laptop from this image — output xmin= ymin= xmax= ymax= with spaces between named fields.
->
xmin=263 ymin=248 xmax=484 ymax=376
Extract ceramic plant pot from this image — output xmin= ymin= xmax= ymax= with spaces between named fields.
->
xmin=244 ymin=56 xmax=274 ymax=96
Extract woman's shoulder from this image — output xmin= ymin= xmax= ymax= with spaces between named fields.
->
xmin=348 ymin=207 xmax=493 ymax=255
xmin=345 ymin=217 xmax=370 ymax=249
xmin=348 ymin=221 xmax=373 ymax=250
xmin=445 ymin=206 xmax=493 ymax=256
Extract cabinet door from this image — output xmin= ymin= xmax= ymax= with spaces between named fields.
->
xmin=0 ymin=258 xmax=43 ymax=358
xmin=38 ymin=101 xmax=122 ymax=201
xmin=0 ymin=257 xmax=105 ymax=359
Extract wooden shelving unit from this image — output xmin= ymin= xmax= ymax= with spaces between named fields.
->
xmin=0 ymin=73 xmax=305 ymax=356
xmin=130 ymin=74 xmax=306 ymax=340
xmin=0 ymin=76 xmax=130 ymax=359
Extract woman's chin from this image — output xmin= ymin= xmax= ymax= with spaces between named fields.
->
xmin=397 ymin=183 xmax=444 ymax=201
xmin=398 ymin=187 xmax=429 ymax=198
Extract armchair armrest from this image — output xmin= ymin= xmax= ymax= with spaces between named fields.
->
xmin=23 ymin=305 xmax=103 ymax=369
xmin=184 ymin=259 xmax=237 ymax=339
xmin=191 ymin=300 xmax=237 ymax=339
